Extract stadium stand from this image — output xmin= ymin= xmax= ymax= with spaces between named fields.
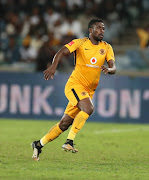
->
xmin=0 ymin=0 xmax=149 ymax=73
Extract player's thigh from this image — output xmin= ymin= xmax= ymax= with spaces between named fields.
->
xmin=77 ymin=90 xmax=95 ymax=115
xmin=77 ymin=97 xmax=94 ymax=115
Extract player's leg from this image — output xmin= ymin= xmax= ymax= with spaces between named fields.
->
xmin=62 ymin=80 xmax=94 ymax=152
xmin=68 ymin=97 xmax=94 ymax=140
xmin=62 ymin=97 xmax=94 ymax=152
xmin=32 ymin=114 xmax=73 ymax=161
xmin=40 ymin=114 xmax=74 ymax=145
xmin=61 ymin=102 xmax=80 ymax=152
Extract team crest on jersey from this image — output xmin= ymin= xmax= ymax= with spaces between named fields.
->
xmin=81 ymin=92 xmax=87 ymax=96
xmin=68 ymin=41 xmax=74 ymax=46
xmin=99 ymin=49 xmax=106 ymax=55
xmin=90 ymin=57 xmax=97 ymax=64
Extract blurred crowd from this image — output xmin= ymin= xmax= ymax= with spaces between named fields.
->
xmin=137 ymin=24 xmax=149 ymax=49
xmin=0 ymin=0 xmax=149 ymax=72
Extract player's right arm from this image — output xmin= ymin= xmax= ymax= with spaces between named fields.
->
xmin=44 ymin=46 xmax=70 ymax=80
xmin=44 ymin=38 xmax=87 ymax=80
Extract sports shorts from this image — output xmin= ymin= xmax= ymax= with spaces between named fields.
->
xmin=64 ymin=78 xmax=94 ymax=119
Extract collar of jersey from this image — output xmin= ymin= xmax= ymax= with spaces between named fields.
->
xmin=88 ymin=38 xmax=102 ymax=47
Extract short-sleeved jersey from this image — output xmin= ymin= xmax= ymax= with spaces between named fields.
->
xmin=65 ymin=37 xmax=115 ymax=91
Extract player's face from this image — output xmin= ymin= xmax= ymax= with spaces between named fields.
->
xmin=91 ymin=22 xmax=105 ymax=41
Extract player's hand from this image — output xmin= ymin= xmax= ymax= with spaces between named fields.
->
xmin=100 ymin=65 xmax=109 ymax=74
xmin=43 ymin=67 xmax=55 ymax=80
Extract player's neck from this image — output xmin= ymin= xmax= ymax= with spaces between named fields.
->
xmin=89 ymin=37 xmax=101 ymax=45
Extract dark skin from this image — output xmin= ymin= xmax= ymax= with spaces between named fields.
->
xmin=44 ymin=22 xmax=116 ymax=131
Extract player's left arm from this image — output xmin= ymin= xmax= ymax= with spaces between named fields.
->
xmin=100 ymin=59 xmax=116 ymax=74
xmin=101 ymin=44 xmax=116 ymax=74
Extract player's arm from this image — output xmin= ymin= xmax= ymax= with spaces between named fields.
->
xmin=44 ymin=46 xmax=70 ymax=80
xmin=100 ymin=59 xmax=116 ymax=74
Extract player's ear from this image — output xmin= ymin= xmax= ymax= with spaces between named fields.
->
xmin=89 ymin=28 xmax=93 ymax=34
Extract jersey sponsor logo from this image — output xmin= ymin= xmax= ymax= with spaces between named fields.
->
xmin=86 ymin=64 xmax=99 ymax=68
xmin=68 ymin=41 xmax=74 ymax=46
xmin=99 ymin=49 xmax=106 ymax=55
xmin=90 ymin=57 xmax=97 ymax=64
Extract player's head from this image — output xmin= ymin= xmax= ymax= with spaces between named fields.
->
xmin=88 ymin=19 xmax=105 ymax=41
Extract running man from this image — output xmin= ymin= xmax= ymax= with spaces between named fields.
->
xmin=32 ymin=19 xmax=116 ymax=161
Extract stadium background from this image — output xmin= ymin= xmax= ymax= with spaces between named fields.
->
xmin=0 ymin=0 xmax=149 ymax=123
xmin=1 ymin=1 xmax=149 ymax=180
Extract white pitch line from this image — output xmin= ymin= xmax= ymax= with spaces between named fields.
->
xmin=94 ymin=127 xmax=149 ymax=134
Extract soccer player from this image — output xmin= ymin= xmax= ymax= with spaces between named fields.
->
xmin=32 ymin=19 xmax=116 ymax=161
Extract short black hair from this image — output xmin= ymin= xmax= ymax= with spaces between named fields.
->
xmin=88 ymin=19 xmax=103 ymax=29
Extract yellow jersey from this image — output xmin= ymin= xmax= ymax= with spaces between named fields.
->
xmin=65 ymin=37 xmax=115 ymax=91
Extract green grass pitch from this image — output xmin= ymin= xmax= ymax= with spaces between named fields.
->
xmin=0 ymin=119 xmax=149 ymax=180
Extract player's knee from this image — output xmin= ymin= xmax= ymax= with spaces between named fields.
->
xmin=59 ymin=121 xmax=72 ymax=131
xmin=59 ymin=122 xmax=69 ymax=131
xmin=83 ymin=105 xmax=94 ymax=116
xmin=59 ymin=114 xmax=74 ymax=131
xmin=88 ymin=105 xmax=94 ymax=115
